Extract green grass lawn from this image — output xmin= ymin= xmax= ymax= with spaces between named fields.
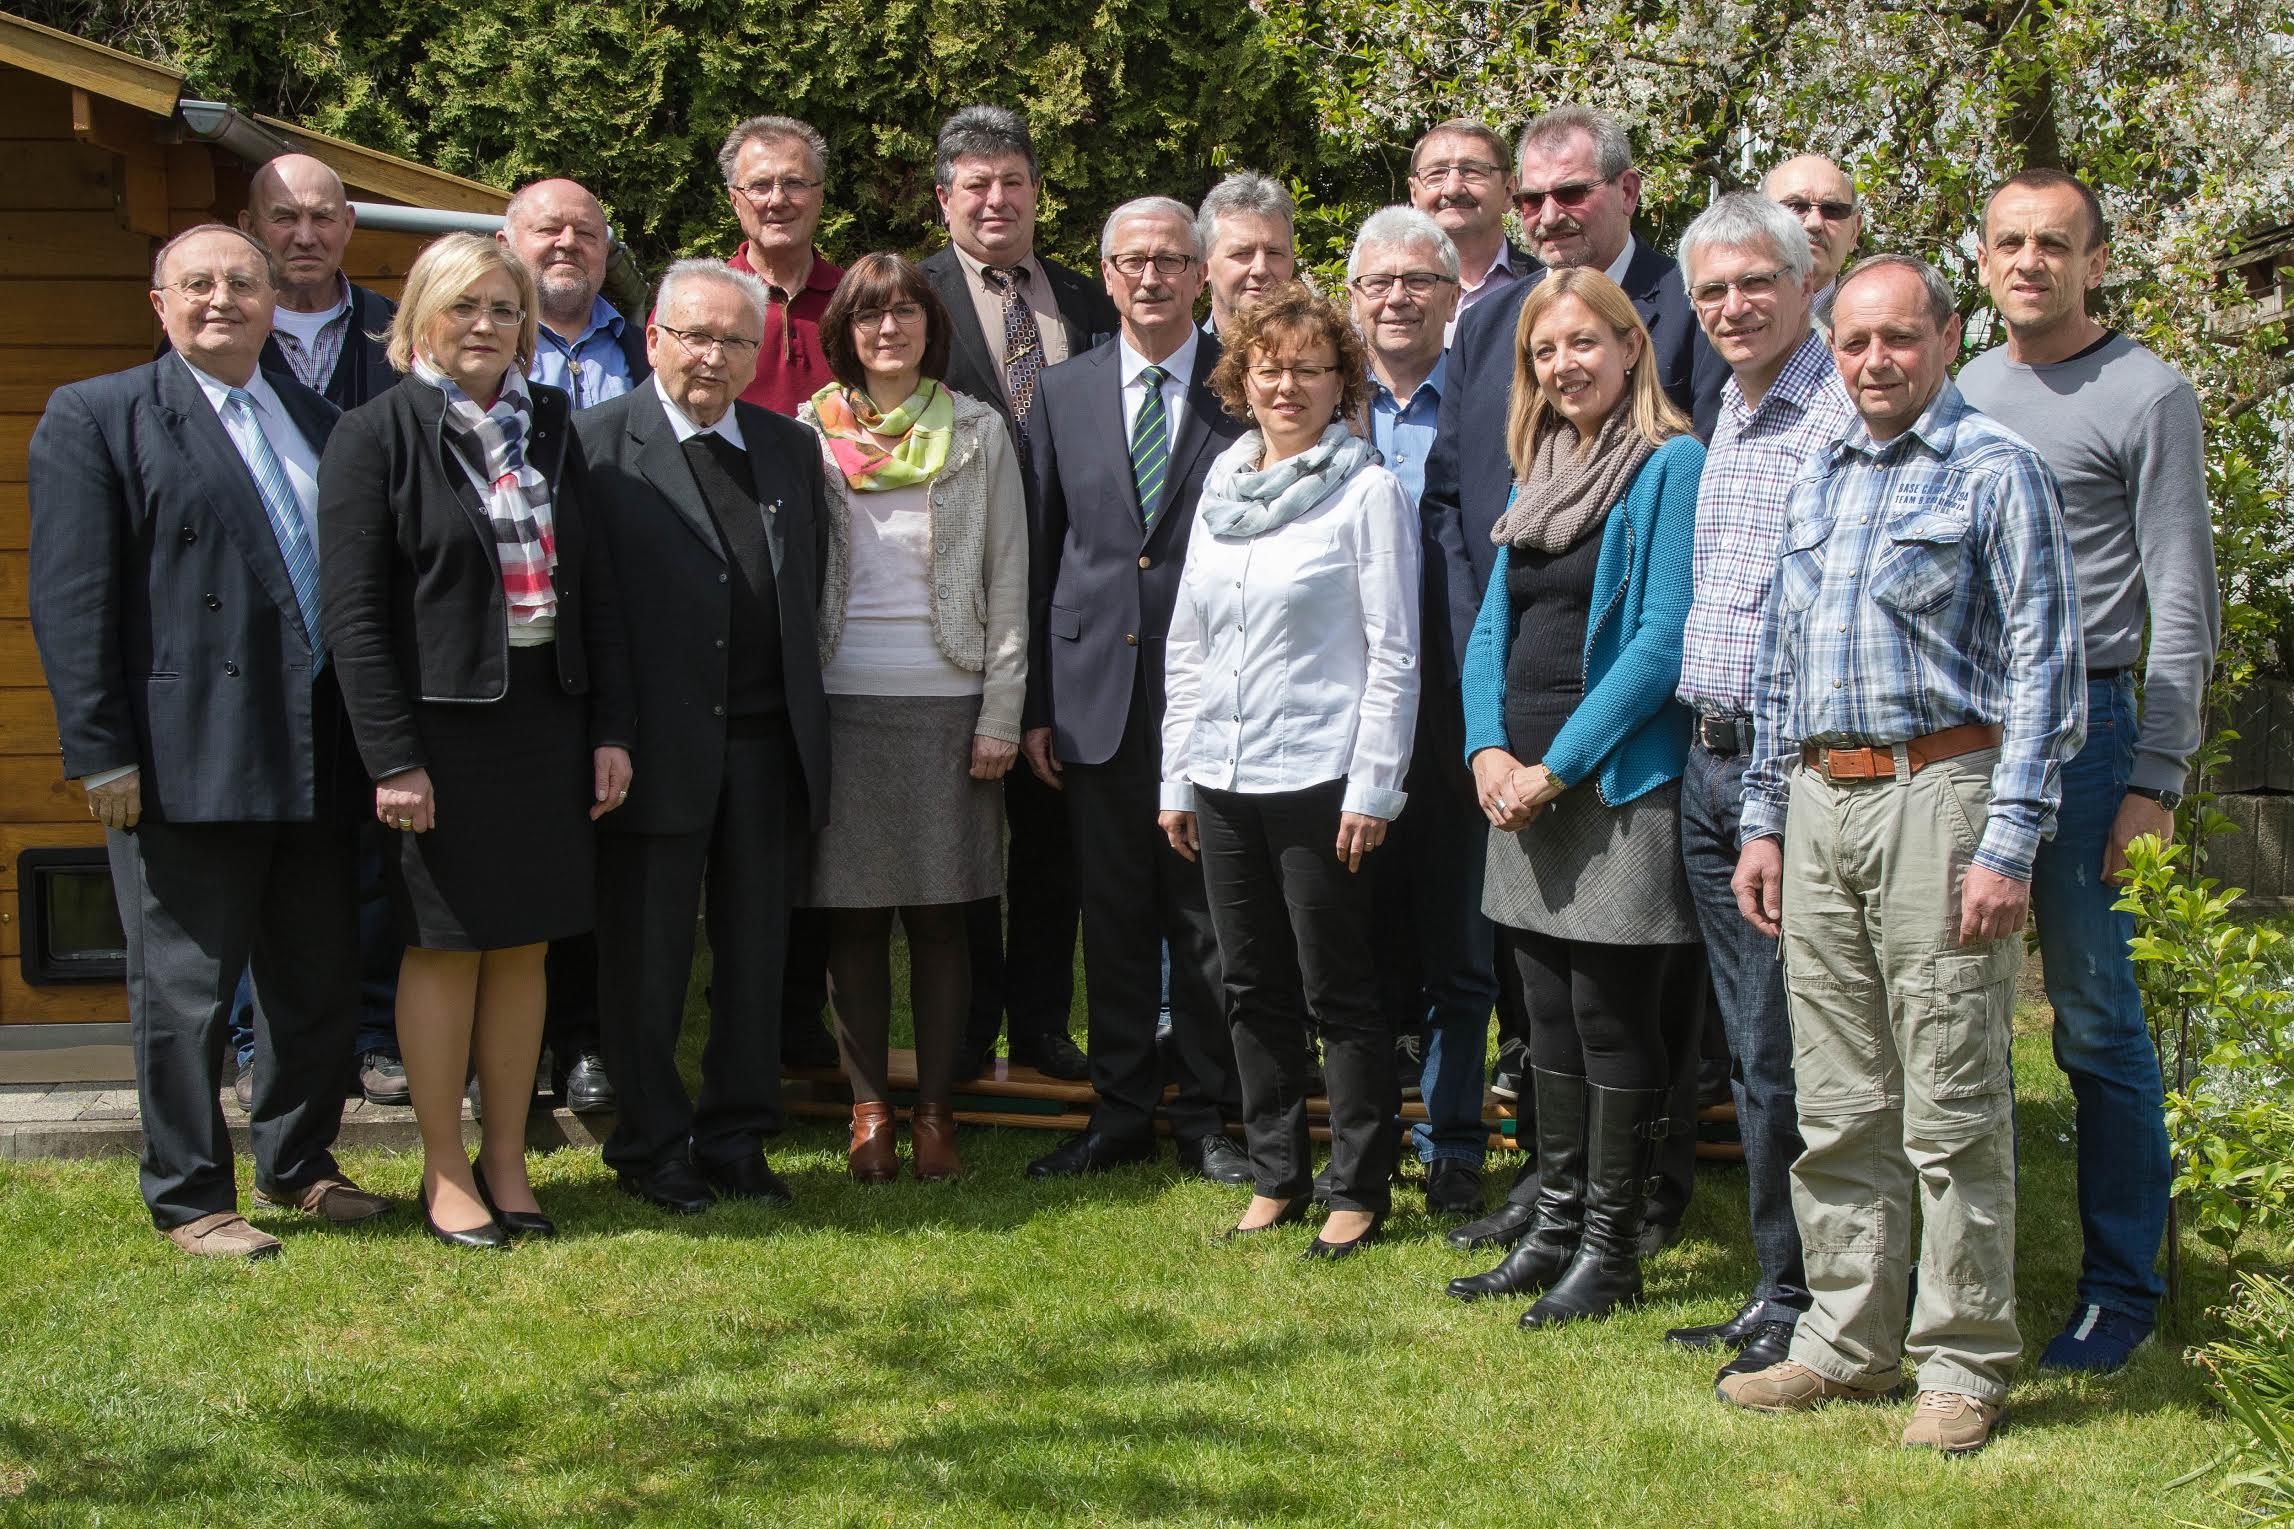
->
xmin=0 ymin=997 xmax=2252 ymax=1527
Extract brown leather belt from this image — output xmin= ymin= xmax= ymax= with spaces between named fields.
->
xmin=1801 ymin=722 xmax=2002 ymax=783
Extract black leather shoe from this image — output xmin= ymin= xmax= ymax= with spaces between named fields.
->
xmin=697 ymin=1151 xmax=793 ymax=1204
xmin=1026 ymin=1129 xmax=1154 ymax=1179
xmin=616 ymin=1159 xmax=712 ymax=1214
xmin=421 ymin=1190 xmax=508 ymax=1249
xmin=1178 ymin=1133 xmax=1253 ymax=1185
xmin=563 ymin=1051 xmax=616 ymax=1114
xmin=951 ymin=1038 xmax=991 ymax=1082
xmin=471 ymin=1161 xmax=555 ymax=1239
xmin=1667 ymin=1296 xmax=1766 ymax=1351
xmin=1220 ymin=1196 xmax=1309 ymax=1242
xmin=1302 ymin=1213 xmax=1386 ymax=1261
xmin=780 ymin=1019 xmax=842 ymax=1070
xmin=1716 ymin=1319 xmax=1799 ymax=1383
xmin=1015 ymin=1032 xmax=1090 ymax=1082
xmin=1424 ymin=1160 xmax=1485 ymax=1218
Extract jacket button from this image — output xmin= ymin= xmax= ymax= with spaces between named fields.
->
xmin=1138 ymin=556 xmax=1152 ymax=569
xmin=1124 ymin=633 xmax=1137 ymax=647
xmin=715 ymin=638 xmax=727 ymax=649
xmin=180 ymin=526 xmax=197 ymax=544
xmin=223 ymin=661 xmax=240 ymax=677
xmin=719 ymin=572 xmax=729 ymax=584
xmin=711 ymin=704 xmax=725 ymax=717
xmin=205 ymin=594 xmax=220 ymax=610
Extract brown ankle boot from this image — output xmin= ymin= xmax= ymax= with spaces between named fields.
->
xmin=910 ymin=1103 xmax=962 ymax=1182
xmin=849 ymin=1100 xmax=898 ymax=1183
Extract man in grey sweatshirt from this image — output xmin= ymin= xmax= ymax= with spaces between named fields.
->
xmin=1959 ymin=167 xmax=2219 ymax=1374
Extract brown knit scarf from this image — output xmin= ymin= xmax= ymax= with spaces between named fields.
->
xmin=1489 ymin=409 xmax=1657 ymax=552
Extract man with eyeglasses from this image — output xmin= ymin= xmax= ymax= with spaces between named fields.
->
xmin=29 ymin=224 xmax=383 ymax=1259
xmin=575 ymin=259 xmax=834 ymax=1213
xmin=499 ymin=178 xmax=651 ymax=412
xmin=1761 ymin=156 xmax=1864 ymax=325
xmin=1018 ymin=196 xmax=1250 ymax=1182
xmin=1196 ymin=172 xmax=1298 ymax=338
xmin=1341 ymin=206 xmax=1496 ymax=1220
xmin=1405 ymin=119 xmax=1532 ymax=328
xmin=1425 ymin=104 xmax=1726 ymax=1258
xmin=720 ymin=115 xmax=845 ymax=417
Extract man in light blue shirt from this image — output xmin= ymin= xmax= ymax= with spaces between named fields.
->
xmin=499 ymin=178 xmax=650 ymax=410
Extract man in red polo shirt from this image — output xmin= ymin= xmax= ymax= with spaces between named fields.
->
xmin=720 ymin=114 xmax=844 ymax=415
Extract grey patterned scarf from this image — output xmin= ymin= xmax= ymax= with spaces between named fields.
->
xmin=1490 ymin=409 xmax=1656 ymax=553
xmin=1198 ymin=423 xmax=1378 ymax=539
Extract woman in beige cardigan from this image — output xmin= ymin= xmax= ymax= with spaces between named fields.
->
xmin=797 ymin=253 xmax=1028 ymax=1184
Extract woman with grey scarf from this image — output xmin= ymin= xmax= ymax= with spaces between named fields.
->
xmin=1159 ymin=283 xmax=1420 ymax=1259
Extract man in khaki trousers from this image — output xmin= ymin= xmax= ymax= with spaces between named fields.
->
xmin=1719 ymin=255 xmax=2086 ymax=1456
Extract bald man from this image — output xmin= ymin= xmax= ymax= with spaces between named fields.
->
xmin=225 ymin=153 xmax=400 ymax=407
xmin=498 ymin=178 xmax=650 ymax=409
xmin=1762 ymin=155 xmax=1863 ymax=322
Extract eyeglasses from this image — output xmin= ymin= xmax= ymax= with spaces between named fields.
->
xmin=1411 ymin=159 xmax=1505 ymax=186
xmin=1687 ymin=267 xmax=1791 ymax=309
xmin=1513 ymin=174 xmax=1619 ymax=213
xmin=1349 ymin=270 xmax=1457 ymax=299
xmin=733 ymin=176 xmax=822 ymax=201
xmin=1777 ymin=197 xmax=1857 ymax=222
xmin=447 ymin=300 xmax=525 ymax=328
xmin=1246 ymin=362 xmax=1340 ymax=384
xmin=168 ymin=273 xmax=269 ymax=301
xmin=853 ymin=302 xmax=926 ymax=328
xmin=1107 ymin=251 xmax=1197 ymax=278
xmin=658 ymin=324 xmax=762 ymax=359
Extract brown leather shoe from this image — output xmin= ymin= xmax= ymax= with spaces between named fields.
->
xmin=849 ymin=1100 xmax=898 ymax=1184
xmin=162 ymin=1211 xmax=282 ymax=1260
xmin=910 ymin=1103 xmax=962 ymax=1182
xmin=253 ymin=1175 xmax=392 ymax=1225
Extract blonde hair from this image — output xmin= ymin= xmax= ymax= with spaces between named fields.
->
xmin=1504 ymin=268 xmax=1689 ymax=476
xmin=385 ymin=232 xmax=540 ymax=376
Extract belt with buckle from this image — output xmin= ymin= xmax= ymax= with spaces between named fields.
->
xmin=1801 ymin=722 xmax=2003 ymax=783
xmin=1693 ymin=712 xmax=1754 ymax=757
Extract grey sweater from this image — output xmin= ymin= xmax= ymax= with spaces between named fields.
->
xmin=1959 ymin=332 xmax=2218 ymax=793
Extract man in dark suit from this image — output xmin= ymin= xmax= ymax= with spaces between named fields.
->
xmin=29 ymin=224 xmax=383 ymax=1259
xmin=1019 ymin=197 xmax=1249 ymax=1183
xmin=919 ymin=105 xmax=1118 ymax=1085
xmin=576 ymin=260 xmax=831 ymax=1214
xmin=1424 ymin=106 xmax=1722 ymax=1255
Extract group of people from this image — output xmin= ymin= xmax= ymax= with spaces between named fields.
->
xmin=27 ymin=97 xmax=2216 ymax=1458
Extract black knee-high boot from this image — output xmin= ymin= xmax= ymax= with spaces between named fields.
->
xmin=1521 ymin=1082 xmax=1667 ymax=1327
xmin=1447 ymin=1068 xmax=1585 ymax=1301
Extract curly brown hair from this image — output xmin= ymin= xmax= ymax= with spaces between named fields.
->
xmin=1207 ymin=281 xmax=1369 ymax=427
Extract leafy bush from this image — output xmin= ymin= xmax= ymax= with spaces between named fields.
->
xmin=2182 ymin=1273 xmax=2294 ymax=1525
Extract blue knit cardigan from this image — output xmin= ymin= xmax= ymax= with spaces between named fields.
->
xmin=1461 ymin=433 xmax=1705 ymax=805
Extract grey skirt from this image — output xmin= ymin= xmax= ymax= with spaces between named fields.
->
xmin=804 ymin=693 xmax=1004 ymax=908
xmin=1482 ymin=780 xmax=1700 ymax=945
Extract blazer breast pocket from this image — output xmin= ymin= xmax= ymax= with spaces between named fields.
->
xmin=1049 ymin=605 xmax=1083 ymax=642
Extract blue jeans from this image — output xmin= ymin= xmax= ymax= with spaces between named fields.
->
xmin=2029 ymin=672 xmax=2169 ymax=1324
xmin=1680 ymin=740 xmax=1809 ymax=1315
xmin=231 ymin=829 xmax=399 ymax=1068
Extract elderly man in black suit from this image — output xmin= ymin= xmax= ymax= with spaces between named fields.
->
xmin=576 ymin=259 xmax=832 ymax=1214
xmin=1019 ymin=196 xmax=1250 ymax=1183
xmin=920 ymin=104 xmax=1117 ymax=1086
xmin=28 ymin=223 xmax=383 ymax=1259
xmin=1425 ymin=105 xmax=1724 ymax=1256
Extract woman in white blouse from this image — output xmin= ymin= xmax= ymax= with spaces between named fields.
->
xmin=1159 ymin=283 xmax=1421 ymax=1257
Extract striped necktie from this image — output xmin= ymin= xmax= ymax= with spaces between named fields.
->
xmin=1131 ymin=363 xmax=1169 ymax=526
xmin=222 ymin=387 xmax=324 ymax=665
xmin=982 ymin=265 xmax=1044 ymax=448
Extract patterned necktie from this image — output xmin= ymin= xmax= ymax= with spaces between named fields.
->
xmin=1131 ymin=363 xmax=1169 ymax=525
xmin=982 ymin=265 xmax=1045 ymax=447
xmin=222 ymin=387 xmax=324 ymax=664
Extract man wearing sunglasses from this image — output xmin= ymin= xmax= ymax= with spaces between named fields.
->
xmin=1762 ymin=155 xmax=1864 ymax=325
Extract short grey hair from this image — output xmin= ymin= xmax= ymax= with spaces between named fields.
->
xmin=1346 ymin=206 xmax=1459 ymax=282
xmin=1100 ymin=196 xmax=1204 ymax=261
xmin=1836 ymin=253 xmax=1958 ymax=329
xmin=717 ymin=115 xmax=829 ymax=184
xmin=1678 ymin=192 xmax=1815 ymax=292
xmin=656 ymin=258 xmax=772 ymax=329
xmin=153 ymin=222 xmax=277 ymax=289
xmin=1518 ymin=106 xmax=1634 ymax=180
xmin=934 ymin=105 xmax=1037 ymax=190
xmin=1196 ymin=172 xmax=1295 ymax=255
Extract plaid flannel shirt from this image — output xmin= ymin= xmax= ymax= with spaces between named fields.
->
xmin=1740 ymin=380 xmax=2086 ymax=881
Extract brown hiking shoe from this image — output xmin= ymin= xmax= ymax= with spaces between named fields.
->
xmin=1901 ymin=1390 xmax=2004 ymax=1454
xmin=253 ymin=1175 xmax=392 ymax=1225
xmin=162 ymin=1212 xmax=281 ymax=1260
xmin=1717 ymin=1359 xmax=1905 ymax=1412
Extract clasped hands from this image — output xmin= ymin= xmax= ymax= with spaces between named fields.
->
xmin=1471 ymin=749 xmax=1563 ymax=830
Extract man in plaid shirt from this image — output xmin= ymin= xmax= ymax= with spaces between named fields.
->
xmin=1718 ymin=255 xmax=2085 ymax=1457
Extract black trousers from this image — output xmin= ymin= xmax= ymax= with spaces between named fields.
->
xmin=1197 ymin=781 xmax=1396 ymax=1213
xmin=110 ymin=817 xmax=359 ymax=1228
xmin=1065 ymin=685 xmax=1235 ymax=1144
xmin=595 ymin=728 xmax=805 ymax=1174
xmin=964 ymin=762 xmax=1079 ymax=1051
xmin=542 ymin=932 xmax=599 ymax=1060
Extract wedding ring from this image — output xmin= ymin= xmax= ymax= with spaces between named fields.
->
xmin=1497 ymin=798 xmax=1510 ymax=811
xmin=397 ymin=817 xmax=413 ymax=829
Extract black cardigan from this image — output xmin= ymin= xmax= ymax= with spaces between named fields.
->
xmin=316 ymin=373 xmax=634 ymax=781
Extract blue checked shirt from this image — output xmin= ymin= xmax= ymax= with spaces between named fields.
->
xmin=1740 ymin=380 xmax=2086 ymax=881
xmin=1677 ymin=330 xmax=1855 ymax=714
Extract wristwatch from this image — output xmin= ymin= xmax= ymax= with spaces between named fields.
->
xmin=2126 ymin=786 xmax=2184 ymax=812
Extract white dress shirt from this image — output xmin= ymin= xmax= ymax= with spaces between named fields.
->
xmin=1120 ymin=328 xmax=1197 ymax=454
xmin=653 ymin=373 xmax=748 ymax=450
xmin=1160 ymin=457 xmax=1421 ymax=819
xmin=1602 ymin=235 xmax=1638 ymax=289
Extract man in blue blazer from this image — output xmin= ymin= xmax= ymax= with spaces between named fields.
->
xmin=28 ymin=225 xmax=380 ymax=1259
xmin=1018 ymin=197 xmax=1249 ymax=1183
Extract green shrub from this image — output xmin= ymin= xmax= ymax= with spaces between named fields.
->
xmin=2183 ymin=1273 xmax=2294 ymax=1524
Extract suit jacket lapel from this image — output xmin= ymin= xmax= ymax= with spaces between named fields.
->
xmin=630 ymin=384 xmax=727 ymax=561
xmin=1047 ymin=263 xmax=1096 ymax=357
xmin=152 ymin=358 xmax=305 ymax=625
xmin=926 ymin=250 xmax=999 ymax=403
xmin=1148 ymin=336 xmax=1224 ymax=537
xmin=732 ymin=403 xmax=791 ymax=579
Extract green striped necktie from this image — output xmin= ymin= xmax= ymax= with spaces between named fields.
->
xmin=1131 ymin=363 xmax=1169 ymax=525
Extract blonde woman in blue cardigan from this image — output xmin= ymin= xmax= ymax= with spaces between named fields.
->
xmin=1446 ymin=268 xmax=1705 ymax=1328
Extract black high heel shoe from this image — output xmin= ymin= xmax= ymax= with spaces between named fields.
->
xmin=472 ymin=1160 xmax=557 ymax=1239
xmin=1220 ymin=1196 xmax=1310 ymax=1243
xmin=420 ymin=1187 xmax=508 ymax=1250
xmin=1302 ymin=1212 xmax=1387 ymax=1262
